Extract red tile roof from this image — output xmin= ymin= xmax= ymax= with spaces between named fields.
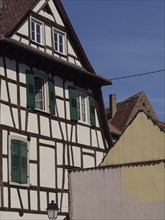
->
xmin=106 ymin=92 xmax=159 ymax=132
xmin=0 ymin=0 xmax=36 ymax=39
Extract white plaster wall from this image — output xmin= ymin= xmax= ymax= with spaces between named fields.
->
xmin=27 ymin=113 xmax=38 ymax=134
xmin=65 ymin=101 xmax=71 ymax=120
xmin=8 ymin=83 xmax=17 ymax=105
xmin=12 ymin=108 xmax=19 ymax=129
xmin=40 ymin=115 xmax=50 ymax=137
xmin=91 ymin=129 xmax=98 ymax=147
xmin=29 ymin=163 xmax=37 ymax=186
xmin=21 ymin=38 xmax=29 ymax=45
xmin=0 ymin=211 xmax=56 ymax=220
xmin=55 ymin=76 xmax=64 ymax=97
xmin=39 ymin=10 xmax=54 ymax=21
xmin=66 ymin=124 xmax=76 ymax=143
xmin=45 ymin=25 xmax=52 ymax=47
xmin=20 ymin=87 xmax=26 ymax=107
xmin=11 ymin=34 xmax=20 ymax=41
xmin=68 ymin=57 xmax=75 ymax=64
xmin=83 ymin=155 xmax=95 ymax=168
xmin=11 ymin=188 xmax=21 ymax=208
xmin=6 ymin=58 xmax=16 ymax=81
xmin=40 ymin=147 xmax=55 ymax=188
xmin=1 ymin=80 xmax=8 ymax=102
xmin=75 ymin=60 xmax=81 ymax=67
xmin=96 ymin=151 xmax=104 ymax=166
xmin=56 ymin=143 xmax=63 ymax=165
xmin=61 ymin=122 xmax=67 ymax=140
xmin=2 ymin=158 xmax=8 ymax=182
xmin=67 ymin=41 xmax=77 ymax=57
xmin=17 ymin=20 xmax=29 ymax=36
xmin=20 ymin=189 xmax=28 ymax=209
xmin=40 ymin=191 xmax=47 ymax=211
xmin=51 ymin=120 xmax=62 ymax=139
xmin=30 ymin=191 xmax=38 ymax=210
xmin=3 ymin=187 xmax=8 ymax=207
xmin=97 ymin=130 xmax=104 ymax=149
xmin=49 ymin=0 xmax=64 ymax=26
xmin=56 ymin=99 xmax=65 ymax=118
xmin=32 ymin=0 xmax=44 ymax=13
xmin=1 ymin=104 xmax=13 ymax=127
xmin=77 ymin=125 xmax=90 ymax=145
xmin=72 ymin=147 xmax=81 ymax=167
xmin=2 ymin=130 xmax=8 ymax=155
xmin=62 ymin=193 xmax=68 ymax=212
xmin=20 ymin=110 xmax=26 ymax=131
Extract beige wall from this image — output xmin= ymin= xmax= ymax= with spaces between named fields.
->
xmin=102 ymin=111 xmax=165 ymax=165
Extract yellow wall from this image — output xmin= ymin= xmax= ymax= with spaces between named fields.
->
xmin=102 ymin=112 xmax=165 ymax=165
xmin=102 ymin=111 xmax=165 ymax=203
xmin=121 ymin=162 xmax=164 ymax=202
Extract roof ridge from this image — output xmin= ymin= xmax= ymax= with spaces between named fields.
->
xmin=117 ymin=91 xmax=144 ymax=105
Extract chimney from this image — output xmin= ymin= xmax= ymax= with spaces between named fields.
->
xmin=109 ymin=94 xmax=117 ymax=119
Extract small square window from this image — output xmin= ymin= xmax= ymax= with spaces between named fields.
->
xmin=31 ymin=18 xmax=43 ymax=44
xmin=53 ymin=29 xmax=66 ymax=54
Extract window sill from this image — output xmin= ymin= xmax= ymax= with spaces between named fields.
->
xmin=28 ymin=107 xmax=55 ymax=117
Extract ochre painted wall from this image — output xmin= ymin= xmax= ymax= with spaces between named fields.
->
xmin=102 ymin=112 xmax=165 ymax=164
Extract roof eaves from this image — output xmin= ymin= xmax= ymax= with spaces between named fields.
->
xmin=0 ymin=38 xmax=112 ymax=87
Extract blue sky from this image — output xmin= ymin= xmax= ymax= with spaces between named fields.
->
xmin=62 ymin=0 xmax=165 ymax=121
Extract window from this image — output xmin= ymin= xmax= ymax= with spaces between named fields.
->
xmin=26 ymin=70 xmax=55 ymax=114
xmin=77 ymin=92 xmax=87 ymax=122
xmin=10 ymin=139 xmax=28 ymax=184
xmin=53 ymin=29 xmax=65 ymax=54
xmin=31 ymin=18 xmax=43 ymax=44
xmin=69 ymin=88 xmax=96 ymax=126
xmin=35 ymin=75 xmax=45 ymax=110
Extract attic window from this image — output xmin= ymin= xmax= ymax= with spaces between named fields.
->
xmin=53 ymin=29 xmax=66 ymax=55
xmin=43 ymin=4 xmax=52 ymax=15
xmin=31 ymin=18 xmax=43 ymax=44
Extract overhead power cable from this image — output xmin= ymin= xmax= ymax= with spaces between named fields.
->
xmin=110 ymin=69 xmax=165 ymax=81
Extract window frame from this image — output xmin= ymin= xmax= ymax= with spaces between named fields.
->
xmin=34 ymin=74 xmax=48 ymax=112
xmin=30 ymin=17 xmax=44 ymax=45
xmin=26 ymin=70 xmax=55 ymax=114
xmin=69 ymin=87 xmax=90 ymax=124
xmin=9 ymin=136 xmax=29 ymax=186
xmin=77 ymin=91 xmax=88 ymax=123
xmin=53 ymin=28 xmax=66 ymax=55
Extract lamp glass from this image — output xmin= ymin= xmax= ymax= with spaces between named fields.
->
xmin=47 ymin=208 xmax=58 ymax=220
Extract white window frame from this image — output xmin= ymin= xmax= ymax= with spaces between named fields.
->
xmin=34 ymin=73 xmax=49 ymax=112
xmin=31 ymin=18 xmax=44 ymax=45
xmin=77 ymin=91 xmax=88 ymax=123
xmin=9 ymin=135 xmax=30 ymax=187
xmin=53 ymin=28 xmax=66 ymax=55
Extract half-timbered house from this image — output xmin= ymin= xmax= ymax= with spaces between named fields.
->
xmin=0 ymin=0 xmax=112 ymax=219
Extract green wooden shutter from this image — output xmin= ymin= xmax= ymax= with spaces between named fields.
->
xmin=20 ymin=142 xmax=28 ymax=184
xmin=69 ymin=88 xmax=78 ymax=121
xmin=26 ymin=70 xmax=35 ymax=108
xmin=11 ymin=140 xmax=28 ymax=184
xmin=89 ymin=95 xmax=96 ymax=127
xmin=11 ymin=140 xmax=21 ymax=183
xmin=48 ymin=80 xmax=55 ymax=115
